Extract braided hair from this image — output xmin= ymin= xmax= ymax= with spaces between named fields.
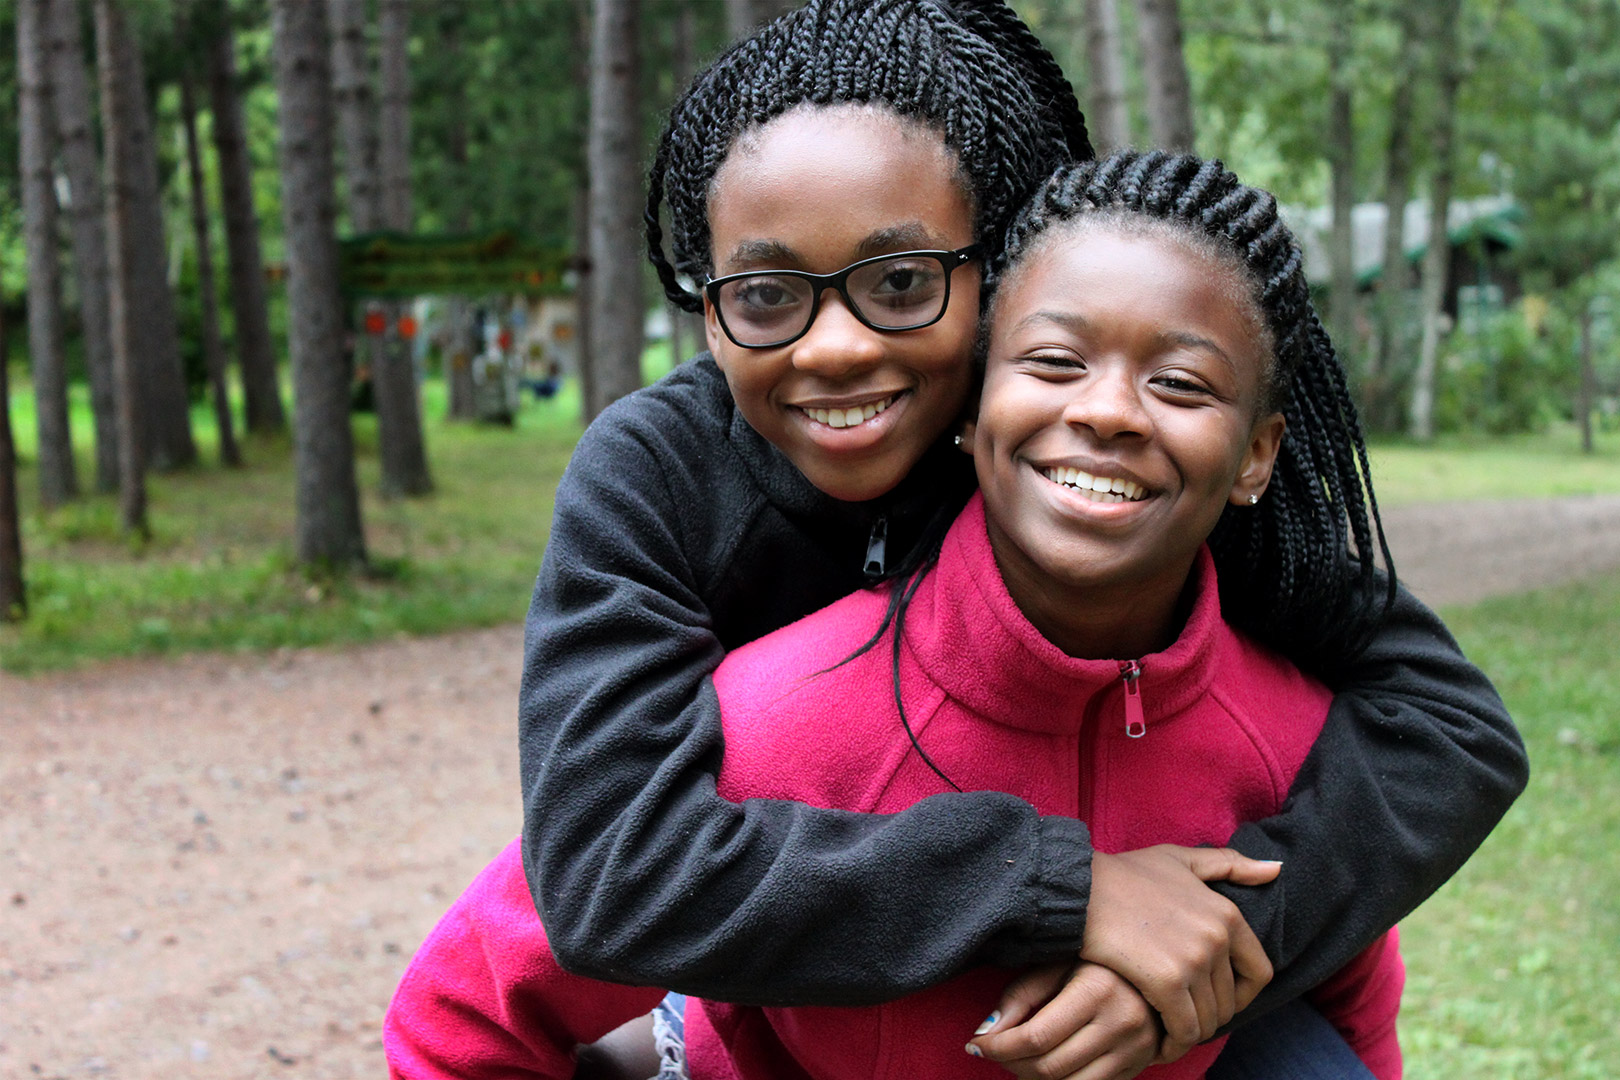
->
xmin=644 ymin=0 xmax=1093 ymax=314
xmin=983 ymin=149 xmax=1398 ymax=671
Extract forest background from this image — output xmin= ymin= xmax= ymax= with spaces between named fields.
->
xmin=1 ymin=0 xmax=1618 ymax=641
xmin=0 ymin=2 xmax=1617 ymax=1078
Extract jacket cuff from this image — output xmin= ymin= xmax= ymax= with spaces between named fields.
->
xmin=981 ymin=816 xmax=1092 ymax=967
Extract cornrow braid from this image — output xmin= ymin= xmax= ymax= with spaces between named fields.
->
xmin=644 ymin=0 xmax=1091 ymax=314
xmin=987 ymin=149 xmax=1397 ymax=670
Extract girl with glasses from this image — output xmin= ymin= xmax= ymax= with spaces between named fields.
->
xmin=407 ymin=0 xmax=1523 ymax=1073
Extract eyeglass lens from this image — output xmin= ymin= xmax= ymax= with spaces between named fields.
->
xmin=716 ymin=254 xmax=951 ymax=346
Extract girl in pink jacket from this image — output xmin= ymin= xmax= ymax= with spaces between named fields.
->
xmin=387 ymin=151 xmax=1410 ymax=1080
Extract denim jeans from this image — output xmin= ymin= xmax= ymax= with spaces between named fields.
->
xmin=1207 ymin=999 xmax=1377 ymax=1080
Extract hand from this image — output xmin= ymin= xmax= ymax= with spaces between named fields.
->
xmin=968 ymin=961 xmax=1159 ymax=1079
xmin=1081 ymin=846 xmax=1280 ymax=1058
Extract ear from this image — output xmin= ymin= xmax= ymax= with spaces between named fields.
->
xmin=1229 ymin=412 xmax=1285 ymax=506
xmin=957 ymin=419 xmax=977 ymax=455
xmin=703 ymin=295 xmax=727 ymax=369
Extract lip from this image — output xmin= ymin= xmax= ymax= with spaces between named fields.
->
xmin=1027 ymin=460 xmax=1158 ymax=517
xmin=1028 ymin=456 xmax=1155 ymax=497
xmin=789 ymin=390 xmax=911 ymax=450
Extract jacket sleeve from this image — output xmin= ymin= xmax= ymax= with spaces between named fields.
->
xmin=385 ymin=840 xmax=665 ymax=1080
xmin=519 ymin=416 xmax=1090 ymax=1007
xmin=1214 ymin=582 xmax=1528 ymax=1024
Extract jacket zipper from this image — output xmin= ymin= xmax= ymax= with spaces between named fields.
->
xmin=863 ymin=515 xmax=888 ymax=577
xmin=1118 ymin=659 xmax=1146 ymax=738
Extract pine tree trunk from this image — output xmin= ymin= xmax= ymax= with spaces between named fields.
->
xmin=18 ymin=0 xmax=78 ymax=509
xmin=329 ymin=0 xmax=381 ymax=232
xmin=93 ymin=0 xmax=147 ymax=537
xmin=1325 ymin=8 xmax=1358 ymax=377
xmin=1083 ymin=0 xmax=1132 ymax=153
xmin=112 ymin=3 xmax=196 ymax=471
xmin=1133 ymin=0 xmax=1195 ymax=152
xmin=586 ymin=0 xmax=644 ymax=420
xmin=373 ymin=0 xmax=432 ymax=496
xmin=45 ymin=0 xmax=120 ymax=493
xmin=441 ymin=10 xmax=475 ymax=419
xmin=571 ymin=0 xmax=596 ymax=425
xmin=725 ymin=0 xmax=794 ymax=39
xmin=208 ymin=1 xmax=287 ymax=435
xmin=0 ymin=298 xmax=26 ymax=622
xmin=271 ymin=0 xmax=367 ymax=568
xmin=1577 ymin=304 xmax=1595 ymax=455
xmin=179 ymin=61 xmax=241 ymax=468
xmin=1369 ymin=8 xmax=1419 ymax=430
xmin=1408 ymin=0 xmax=1463 ymax=442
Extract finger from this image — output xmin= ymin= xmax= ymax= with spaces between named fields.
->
xmin=975 ymin=966 xmax=1108 ymax=1062
xmin=989 ymin=962 xmax=1073 ymax=1033
xmin=1212 ymin=943 xmax=1237 ymax=1031
xmin=1228 ymin=923 xmax=1275 ymax=1013
xmin=1000 ymin=1012 xmax=1158 ymax=1080
xmin=1150 ymin=984 xmax=1202 ymax=1052
xmin=1165 ymin=845 xmax=1282 ymax=887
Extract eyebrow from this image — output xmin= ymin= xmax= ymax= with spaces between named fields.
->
xmin=717 ymin=222 xmax=951 ymax=274
xmin=1008 ymin=311 xmax=1239 ymax=373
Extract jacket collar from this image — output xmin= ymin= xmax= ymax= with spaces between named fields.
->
xmin=903 ymin=494 xmax=1224 ymax=734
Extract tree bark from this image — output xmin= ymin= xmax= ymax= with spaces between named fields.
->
xmin=586 ymin=0 xmax=645 ymax=420
xmin=572 ymin=0 xmax=596 ymax=425
xmin=1408 ymin=0 xmax=1463 ymax=442
xmin=271 ymin=0 xmax=367 ymax=567
xmin=44 ymin=0 xmax=119 ymax=493
xmin=208 ymin=1 xmax=287 ymax=435
xmin=1325 ymin=6 xmax=1358 ymax=378
xmin=725 ymin=0 xmax=796 ymax=40
xmin=441 ymin=8 xmax=475 ymax=419
xmin=111 ymin=7 xmax=197 ymax=471
xmin=179 ymin=58 xmax=242 ymax=467
xmin=1368 ymin=5 xmax=1420 ymax=430
xmin=1083 ymin=0 xmax=1132 ymax=153
xmin=93 ymin=0 xmax=148 ymax=537
xmin=1133 ymin=0 xmax=1195 ymax=152
xmin=1577 ymin=303 xmax=1595 ymax=455
xmin=329 ymin=0 xmax=382 ymax=232
xmin=373 ymin=0 xmax=432 ymax=496
xmin=0 ymin=296 xmax=26 ymax=622
xmin=18 ymin=0 xmax=78 ymax=509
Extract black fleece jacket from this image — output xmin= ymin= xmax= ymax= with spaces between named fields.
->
xmin=518 ymin=357 xmax=1527 ymax=1013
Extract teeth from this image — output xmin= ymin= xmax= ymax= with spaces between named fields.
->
xmin=804 ymin=395 xmax=896 ymax=429
xmin=1041 ymin=468 xmax=1146 ymax=502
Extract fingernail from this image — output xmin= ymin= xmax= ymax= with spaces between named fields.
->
xmin=974 ymin=1010 xmax=1000 ymax=1035
xmin=965 ymin=1043 xmax=983 ymax=1057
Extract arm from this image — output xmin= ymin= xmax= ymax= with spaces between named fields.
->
xmin=384 ymin=841 xmax=664 ymax=1080
xmin=1214 ymin=581 xmax=1528 ymax=1024
xmin=520 ymin=409 xmax=1090 ymax=1006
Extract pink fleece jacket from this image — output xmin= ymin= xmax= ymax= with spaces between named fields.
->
xmin=387 ymin=494 xmax=1403 ymax=1080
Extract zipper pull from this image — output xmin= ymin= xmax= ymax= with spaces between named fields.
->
xmin=863 ymin=516 xmax=889 ymax=578
xmin=1119 ymin=660 xmax=1146 ymax=738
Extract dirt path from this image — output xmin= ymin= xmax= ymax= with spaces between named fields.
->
xmin=3 ymin=495 xmax=1619 ymax=1079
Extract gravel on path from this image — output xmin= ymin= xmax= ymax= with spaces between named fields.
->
xmin=3 ymin=494 xmax=1618 ymax=1078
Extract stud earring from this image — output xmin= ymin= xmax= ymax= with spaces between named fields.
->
xmin=953 ymin=434 xmax=964 ymax=448
xmin=1247 ymin=493 xmax=1260 ymax=506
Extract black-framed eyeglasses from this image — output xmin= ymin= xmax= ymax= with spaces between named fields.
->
xmin=704 ymin=245 xmax=983 ymax=349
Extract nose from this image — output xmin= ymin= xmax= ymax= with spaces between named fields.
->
xmin=1062 ymin=365 xmax=1149 ymax=441
xmin=787 ymin=290 xmax=886 ymax=380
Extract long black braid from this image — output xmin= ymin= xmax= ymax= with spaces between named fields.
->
xmin=980 ymin=150 xmax=1398 ymax=672
xmin=644 ymin=0 xmax=1093 ymax=314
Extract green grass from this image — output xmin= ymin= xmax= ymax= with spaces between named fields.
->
xmin=1367 ymin=426 xmax=1620 ymax=507
xmin=1398 ymin=573 xmax=1620 ymax=1079
xmin=1 ymin=374 xmax=584 ymax=673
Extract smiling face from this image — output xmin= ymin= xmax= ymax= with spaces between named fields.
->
xmin=971 ymin=223 xmax=1285 ymax=658
xmin=704 ymin=105 xmax=981 ymax=502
